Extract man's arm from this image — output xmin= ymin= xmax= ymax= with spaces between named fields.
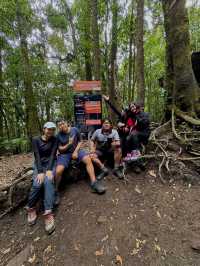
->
xmin=32 ymin=138 xmax=43 ymax=174
xmin=58 ymin=137 xmax=74 ymax=153
xmin=72 ymin=142 xmax=82 ymax=159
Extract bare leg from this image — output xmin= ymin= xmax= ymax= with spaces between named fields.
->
xmin=90 ymin=154 xmax=104 ymax=169
xmin=81 ymin=155 xmax=96 ymax=183
xmin=55 ymin=165 xmax=65 ymax=190
xmin=114 ymin=147 xmax=122 ymax=168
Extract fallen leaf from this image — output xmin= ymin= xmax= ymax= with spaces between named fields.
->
xmin=154 ymin=244 xmax=161 ymax=252
xmin=148 ymin=170 xmax=157 ymax=178
xmin=135 ymin=186 xmax=141 ymax=194
xmin=34 ymin=237 xmax=40 ymax=242
xmin=67 ymin=201 xmax=73 ymax=206
xmin=97 ymin=216 xmax=107 ymax=224
xmin=74 ymin=243 xmax=80 ymax=251
xmin=115 ymin=188 xmax=119 ymax=192
xmin=130 ymin=248 xmax=139 ymax=256
xmin=114 ymin=246 xmax=119 ymax=251
xmin=83 ymin=210 xmax=89 ymax=216
xmin=101 ymin=235 xmax=109 ymax=242
xmin=156 ymin=211 xmax=162 ymax=219
xmin=116 ymin=255 xmax=123 ymax=265
xmin=28 ymin=254 xmax=36 ymax=264
xmin=44 ymin=245 xmax=52 ymax=254
xmin=95 ymin=249 xmax=104 ymax=256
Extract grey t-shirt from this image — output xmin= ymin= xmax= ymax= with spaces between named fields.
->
xmin=91 ymin=129 xmax=120 ymax=150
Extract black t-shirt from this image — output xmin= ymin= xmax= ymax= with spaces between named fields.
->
xmin=32 ymin=136 xmax=58 ymax=173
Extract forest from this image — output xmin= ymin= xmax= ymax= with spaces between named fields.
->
xmin=1 ymin=1 xmax=200 ymax=265
xmin=0 ymin=0 xmax=200 ymax=149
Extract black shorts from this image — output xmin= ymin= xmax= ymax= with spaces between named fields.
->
xmin=96 ymin=148 xmax=114 ymax=167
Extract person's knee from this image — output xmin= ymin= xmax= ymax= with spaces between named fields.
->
xmin=82 ymin=155 xmax=92 ymax=166
xmin=56 ymin=165 xmax=65 ymax=176
xmin=32 ymin=177 xmax=42 ymax=189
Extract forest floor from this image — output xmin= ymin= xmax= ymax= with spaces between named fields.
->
xmin=1 ymin=155 xmax=200 ymax=265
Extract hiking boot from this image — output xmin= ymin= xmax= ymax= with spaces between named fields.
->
xmin=91 ymin=181 xmax=106 ymax=194
xmin=96 ymin=167 xmax=109 ymax=180
xmin=44 ymin=212 xmax=55 ymax=235
xmin=27 ymin=207 xmax=37 ymax=226
xmin=133 ymin=166 xmax=142 ymax=174
xmin=113 ymin=166 xmax=124 ymax=179
xmin=54 ymin=191 xmax=60 ymax=206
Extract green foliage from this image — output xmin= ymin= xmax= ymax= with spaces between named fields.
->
xmin=189 ymin=5 xmax=200 ymax=51
xmin=0 ymin=0 xmax=199 ymax=153
xmin=0 ymin=138 xmax=30 ymax=155
xmin=46 ymin=4 xmax=68 ymax=30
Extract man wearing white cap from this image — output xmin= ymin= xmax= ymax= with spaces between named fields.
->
xmin=26 ymin=122 xmax=57 ymax=234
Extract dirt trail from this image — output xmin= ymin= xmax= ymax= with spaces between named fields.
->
xmin=1 ymin=169 xmax=200 ymax=266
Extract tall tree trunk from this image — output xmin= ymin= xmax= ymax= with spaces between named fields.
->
xmin=109 ymin=0 xmax=119 ymax=122
xmin=135 ymin=0 xmax=145 ymax=106
xmin=103 ymin=0 xmax=109 ymax=94
xmin=90 ymin=0 xmax=101 ymax=80
xmin=83 ymin=0 xmax=92 ymax=80
xmin=132 ymin=44 xmax=136 ymax=101
xmin=0 ymin=48 xmax=3 ymax=138
xmin=162 ymin=0 xmax=200 ymax=114
xmin=16 ymin=0 xmax=40 ymax=139
xmin=84 ymin=40 xmax=92 ymax=80
xmin=61 ymin=0 xmax=81 ymax=76
xmin=128 ymin=0 xmax=134 ymax=101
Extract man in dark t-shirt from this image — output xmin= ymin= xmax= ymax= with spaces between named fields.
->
xmin=55 ymin=119 xmax=106 ymax=199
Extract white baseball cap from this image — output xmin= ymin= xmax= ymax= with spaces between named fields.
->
xmin=43 ymin=122 xmax=56 ymax=129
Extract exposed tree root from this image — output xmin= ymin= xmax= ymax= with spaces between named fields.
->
xmin=174 ymin=107 xmax=200 ymax=125
xmin=148 ymin=107 xmax=200 ymax=183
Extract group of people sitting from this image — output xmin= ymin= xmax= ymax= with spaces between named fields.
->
xmin=26 ymin=95 xmax=150 ymax=234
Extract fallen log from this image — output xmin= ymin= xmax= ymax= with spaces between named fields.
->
xmin=0 ymin=161 xmax=86 ymax=219
xmin=0 ymin=168 xmax=33 ymax=219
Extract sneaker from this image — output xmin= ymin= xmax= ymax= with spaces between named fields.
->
xmin=130 ymin=150 xmax=141 ymax=161
xmin=27 ymin=207 xmax=37 ymax=226
xmin=113 ymin=166 xmax=124 ymax=179
xmin=123 ymin=153 xmax=132 ymax=162
xmin=44 ymin=212 xmax=55 ymax=235
xmin=135 ymin=150 xmax=141 ymax=157
xmin=54 ymin=191 xmax=60 ymax=206
xmin=91 ymin=181 xmax=106 ymax=194
xmin=96 ymin=167 xmax=109 ymax=180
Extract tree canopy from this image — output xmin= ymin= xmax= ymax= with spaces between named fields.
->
xmin=0 ymin=0 xmax=200 ymax=141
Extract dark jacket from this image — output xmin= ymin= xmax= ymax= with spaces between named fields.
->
xmin=105 ymin=100 xmax=150 ymax=135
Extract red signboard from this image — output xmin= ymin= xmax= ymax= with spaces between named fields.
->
xmin=73 ymin=81 xmax=101 ymax=92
